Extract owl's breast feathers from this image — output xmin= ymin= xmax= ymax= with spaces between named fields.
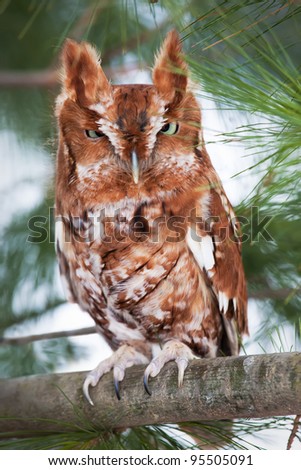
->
xmin=56 ymin=178 xmax=248 ymax=357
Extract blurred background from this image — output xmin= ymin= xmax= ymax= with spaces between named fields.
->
xmin=0 ymin=0 xmax=300 ymax=449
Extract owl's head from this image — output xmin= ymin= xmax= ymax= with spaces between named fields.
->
xmin=56 ymin=31 xmax=203 ymax=203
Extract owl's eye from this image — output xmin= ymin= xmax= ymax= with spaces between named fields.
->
xmin=160 ymin=122 xmax=179 ymax=135
xmin=85 ymin=129 xmax=104 ymax=139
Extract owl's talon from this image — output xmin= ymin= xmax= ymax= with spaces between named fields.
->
xmin=143 ymin=360 xmax=159 ymax=395
xmin=83 ymin=377 xmax=95 ymax=406
xmin=143 ymin=373 xmax=152 ymax=396
xmin=176 ymin=358 xmax=189 ymax=387
xmin=143 ymin=340 xmax=195 ymax=393
xmin=113 ymin=366 xmax=124 ymax=400
xmin=114 ymin=377 xmax=121 ymax=400
xmin=83 ymin=345 xmax=149 ymax=405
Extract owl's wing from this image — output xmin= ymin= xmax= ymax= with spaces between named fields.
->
xmin=186 ymin=187 xmax=248 ymax=355
xmin=55 ymin=217 xmax=78 ymax=303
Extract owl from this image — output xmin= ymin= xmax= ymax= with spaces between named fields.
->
xmin=55 ymin=31 xmax=248 ymax=406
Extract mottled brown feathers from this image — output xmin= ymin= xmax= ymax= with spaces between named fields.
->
xmin=153 ymin=30 xmax=188 ymax=107
xmin=59 ymin=38 xmax=112 ymax=108
xmin=55 ymin=31 xmax=248 ymax=366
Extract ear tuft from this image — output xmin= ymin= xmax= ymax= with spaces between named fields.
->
xmin=152 ymin=30 xmax=188 ymax=107
xmin=60 ymin=39 xmax=112 ymax=108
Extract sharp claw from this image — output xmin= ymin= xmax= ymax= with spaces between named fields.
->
xmin=176 ymin=358 xmax=188 ymax=388
xmin=113 ymin=366 xmax=125 ymax=400
xmin=83 ymin=379 xmax=94 ymax=406
xmin=114 ymin=377 xmax=121 ymax=400
xmin=143 ymin=373 xmax=152 ymax=396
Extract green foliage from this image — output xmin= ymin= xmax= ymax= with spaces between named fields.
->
xmin=184 ymin=0 xmax=301 ymax=330
xmin=0 ymin=414 xmax=298 ymax=450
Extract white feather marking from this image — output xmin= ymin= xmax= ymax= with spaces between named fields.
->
xmin=156 ymin=152 xmax=198 ymax=174
xmin=218 ymin=291 xmax=229 ymax=314
xmin=233 ymin=297 xmax=237 ymax=312
xmin=199 ymin=192 xmax=212 ymax=221
xmin=173 ymin=300 xmax=186 ymax=310
xmin=146 ymin=96 xmax=166 ymax=152
xmin=147 ymin=115 xmax=165 ymax=152
xmin=229 ymin=206 xmax=236 ymax=221
xmin=89 ymin=103 xmax=106 ymax=115
xmin=55 ymin=218 xmax=64 ymax=255
xmin=201 ymin=235 xmax=215 ymax=270
xmin=186 ymin=228 xmax=204 ymax=269
xmin=89 ymin=98 xmax=113 ymax=115
xmin=186 ymin=227 xmax=215 ymax=272
xmin=223 ymin=293 xmax=229 ymax=313
xmin=151 ymin=308 xmax=168 ymax=321
xmin=96 ymin=118 xmax=121 ymax=152
xmin=220 ymin=193 xmax=230 ymax=214
xmin=106 ymin=310 xmax=144 ymax=341
xmin=218 ymin=291 xmax=223 ymax=313
xmin=55 ymin=216 xmax=75 ymax=260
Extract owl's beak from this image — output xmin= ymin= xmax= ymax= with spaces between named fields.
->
xmin=131 ymin=150 xmax=139 ymax=184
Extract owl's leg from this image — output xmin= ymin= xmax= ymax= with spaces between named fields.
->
xmin=83 ymin=343 xmax=149 ymax=405
xmin=143 ymin=340 xmax=196 ymax=395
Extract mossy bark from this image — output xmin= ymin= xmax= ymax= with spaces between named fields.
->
xmin=0 ymin=352 xmax=300 ymax=434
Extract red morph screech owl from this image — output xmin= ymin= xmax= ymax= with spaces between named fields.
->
xmin=55 ymin=30 xmax=248 ymax=405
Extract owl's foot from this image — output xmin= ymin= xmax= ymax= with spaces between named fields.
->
xmin=143 ymin=340 xmax=196 ymax=395
xmin=83 ymin=344 xmax=149 ymax=405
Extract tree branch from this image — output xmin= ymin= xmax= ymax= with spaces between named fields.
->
xmin=0 ymin=326 xmax=97 ymax=346
xmin=0 ymin=352 xmax=300 ymax=434
xmin=250 ymin=287 xmax=301 ymax=301
xmin=0 ymin=69 xmax=59 ymax=88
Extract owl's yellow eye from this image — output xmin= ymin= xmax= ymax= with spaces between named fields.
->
xmin=160 ymin=122 xmax=179 ymax=135
xmin=85 ymin=129 xmax=104 ymax=139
